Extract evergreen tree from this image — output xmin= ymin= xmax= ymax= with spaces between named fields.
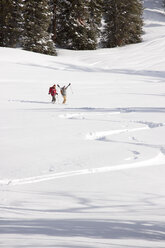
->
xmin=102 ymin=0 xmax=143 ymax=48
xmin=23 ymin=0 xmax=56 ymax=55
xmin=88 ymin=0 xmax=103 ymax=48
xmin=163 ymin=0 xmax=165 ymax=9
xmin=0 ymin=0 xmax=23 ymax=47
xmin=49 ymin=0 xmax=56 ymax=43
xmin=55 ymin=0 xmax=101 ymax=50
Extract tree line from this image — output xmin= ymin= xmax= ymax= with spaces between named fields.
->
xmin=0 ymin=0 xmax=143 ymax=55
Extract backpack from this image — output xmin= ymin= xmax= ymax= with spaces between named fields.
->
xmin=49 ymin=87 xmax=56 ymax=95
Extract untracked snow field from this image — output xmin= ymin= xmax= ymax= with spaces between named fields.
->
xmin=0 ymin=1 xmax=165 ymax=247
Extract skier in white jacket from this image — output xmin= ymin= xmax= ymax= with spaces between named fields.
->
xmin=57 ymin=83 xmax=71 ymax=104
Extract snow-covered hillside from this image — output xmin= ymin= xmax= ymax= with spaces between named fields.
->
xmin=0 ymin=0 xmax=165 ymax=247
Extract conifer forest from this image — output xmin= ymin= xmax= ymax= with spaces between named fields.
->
xmin=0 ymin=0 xmax=143 ymax=55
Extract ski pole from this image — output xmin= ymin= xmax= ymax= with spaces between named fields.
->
xmin=70 ymin=84 xmax=73 ymax=94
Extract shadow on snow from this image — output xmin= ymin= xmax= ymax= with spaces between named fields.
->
xmin=16 ymin=62 xmax=165 ymax=80
xmin=24 ymin=107 xmax=165 ymax=113
xmin=0 ymin=218 xmax=165 ymax=241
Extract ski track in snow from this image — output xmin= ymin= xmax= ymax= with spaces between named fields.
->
xmin=86 ymin=127 xmax=148 ymax=141
xmin=0 ymin=113 xmax=164 ymax=187
xmin=0 ymin=152 xmax=164 ymax=186
xmin=59 ymin=113 xmax=85 ymax=120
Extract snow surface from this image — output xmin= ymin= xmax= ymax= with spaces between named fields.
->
xmin=0 ymin=0 xmax=165 ymax=247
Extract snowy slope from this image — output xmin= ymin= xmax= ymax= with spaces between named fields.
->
xmin=0 ymin=0 xmax=165 ymax=247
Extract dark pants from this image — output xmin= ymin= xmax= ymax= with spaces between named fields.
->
xmin=52 ymin=95 xmax=56 ymax=103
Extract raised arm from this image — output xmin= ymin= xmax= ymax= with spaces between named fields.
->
xmin=66 ymin=83 xmax=71 ymax=89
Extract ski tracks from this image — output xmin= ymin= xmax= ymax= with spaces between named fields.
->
xmin=1 ymin=111 xmax=165 ymax=186
xmin=0 ymin=152 xmax=165 ymax=186
xmin=86 ymin=127 xmax=148 ymax=141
